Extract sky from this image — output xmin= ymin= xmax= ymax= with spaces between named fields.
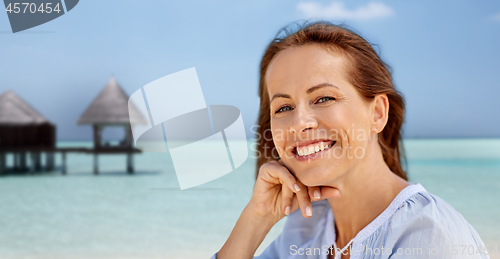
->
xmin=0 ymin=0 xmax=499 ymax=140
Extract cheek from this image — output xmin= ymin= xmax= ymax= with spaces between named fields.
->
xmin=319 ymin=108 xmax=347 ymax=138
xmin=344 ymin=108 xmax=372 ymax=154
xmin=270 ymin=123 xmax=287 ymax=152
xmin=323 ymin=106 xmax=370 ymax=146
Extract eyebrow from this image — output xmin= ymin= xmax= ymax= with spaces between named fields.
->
xmin=270 ymin=83 xmax=340 ymax=103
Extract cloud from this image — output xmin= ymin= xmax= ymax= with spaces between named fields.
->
xmin=490 ymin=12 xmax=500 ymax=21
xmin=297 ymin=1 xmax=394 ymax=20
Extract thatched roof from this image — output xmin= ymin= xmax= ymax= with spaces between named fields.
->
xmin=77 ymin=77 xmax=147 ymax=125
xmin=0 ymin=90 xmax=52 ymax=125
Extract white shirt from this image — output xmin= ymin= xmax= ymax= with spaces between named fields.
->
xmin=211 ymin=183 xmax=490 ymax=259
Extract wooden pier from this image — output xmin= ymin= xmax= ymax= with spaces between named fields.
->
xmin=0 ymin=147 xmax=141 ymax=175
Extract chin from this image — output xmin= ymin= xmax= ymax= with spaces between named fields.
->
xmin=295 ymin=168 xmax=332 ymax=187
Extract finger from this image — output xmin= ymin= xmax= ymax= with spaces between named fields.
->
xmin=319 ymin=186 xmax=341 ymax=199
xmin=263 ymin=161 xmax=300 ymax=194
xmin=276 ymin=159 xmax=284 ymax=166
xmin=308 ymin=186 xmax=322 ymax=201
xmin=276 ymin=159 xmax=297 ymax=178
xmin=281 ymin=183 xmax=294 ymax=216
xmin=295 ymin=181 xmax=313 ymax=218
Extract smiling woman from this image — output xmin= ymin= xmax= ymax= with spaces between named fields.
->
xmin=212 ymin=21 xmax=489 ymax=259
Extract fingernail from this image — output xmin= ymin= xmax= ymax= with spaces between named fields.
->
xmin=314 ymin=190 xmax=320 ymax=199
xmin=294 ymin=184 xmax=300 ymax=192
xmin=306 ymin=206 xmax=312 ymax=216
xmin=285 ymin=206 xmax=291 ymax=215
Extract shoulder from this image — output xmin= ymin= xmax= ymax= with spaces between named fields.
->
xmin=385 ymin=190 xmax=488 ymax=258
xmin=388 ymin=190 xmax=479 ymax=238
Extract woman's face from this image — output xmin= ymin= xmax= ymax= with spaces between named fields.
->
xmin=266 ymin=44 xmax=380 ymax=187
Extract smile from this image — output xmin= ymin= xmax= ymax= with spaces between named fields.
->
xmin=292 ymin=140 xmax=337 ymax=161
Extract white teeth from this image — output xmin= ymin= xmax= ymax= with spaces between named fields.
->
xmin=296 ymin=141 xmax=335 ymax=157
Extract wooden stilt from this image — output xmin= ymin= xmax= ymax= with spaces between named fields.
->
xmin=30 ymin=152 xmax=35 ymax=174
xmin=13 ymin=152 xmax=19 ymax=171
xmin=34 ymin=152 xmax=42 ymax=171
xmin=127 ymin=153 xmax=134 ymax=174
xmin=45 ymin=152 xmax=54 ymax=171
xmin=62 ymin=152 xmax=67 ymax=175
xmin=19 ymin=152 xmax=27 ymax=171
xmin=0 ymin=153 xmax=5 ymax=175
xmin=93 ymin=154 xmax=99 ymax=175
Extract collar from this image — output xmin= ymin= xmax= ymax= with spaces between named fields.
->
xmin=324 ymin=183 xmax=427 ymax=247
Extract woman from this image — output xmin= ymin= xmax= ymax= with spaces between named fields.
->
xmin=212 ymin=21 xmax=489 ymax=259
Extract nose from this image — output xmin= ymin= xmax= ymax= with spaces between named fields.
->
xmin=288 ymin=105 xmax=318 ymax=135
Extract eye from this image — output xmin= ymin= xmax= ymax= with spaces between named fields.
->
xmin=275 ymin=105 xmax=293 ymax=114
xmin=315 ymin=96 xmax=335 ymax=104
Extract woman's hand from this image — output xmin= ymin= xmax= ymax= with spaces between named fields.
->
xmin=217 ymin=159 xmax=341 ymax=259
xmin=247 ymin=159 xmax=341 ymax=225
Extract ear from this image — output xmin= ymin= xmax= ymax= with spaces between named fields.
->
xmin=371 ymin=94 xmax=389 ymax=134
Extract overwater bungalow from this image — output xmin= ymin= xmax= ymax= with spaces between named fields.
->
xmin=77 ymin=77 xmax=147 ymax=174
xmin=0 ymin=90 xmax=56 ymax=173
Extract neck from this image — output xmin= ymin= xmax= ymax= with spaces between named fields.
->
xmin=326 ymin=139 xmax=409 ymax=248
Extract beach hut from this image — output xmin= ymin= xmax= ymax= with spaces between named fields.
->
xmin=0 ymin=90 xmax=56 ymax=173
xmin=77 ymin=77 xmax=147 ymax=174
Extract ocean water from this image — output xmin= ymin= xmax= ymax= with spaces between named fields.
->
xmin=0 ymin=139 xmax=499 ymax=259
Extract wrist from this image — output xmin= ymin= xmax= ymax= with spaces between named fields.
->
xmin=217 ymin=204 xmax=277 ymax=259
xmin=244 ymin=202 xmax=280 ymax=226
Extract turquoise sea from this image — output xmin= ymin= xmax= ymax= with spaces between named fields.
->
xmin=0 ymin=139 xmax=499 ymax=259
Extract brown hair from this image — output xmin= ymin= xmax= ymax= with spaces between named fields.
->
xmin=255 ymin=21 xmax=408 ymax=181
